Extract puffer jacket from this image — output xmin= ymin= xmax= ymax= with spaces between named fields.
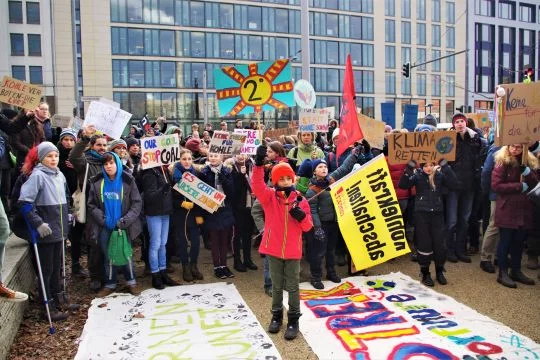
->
xmin=492 ymin=148 xmax=538 ymax=230
xmin=18 ymin=164 xmax=70 ymax=243
xmin=86 ymin=171 xmax=142 ymax=243
xmin=287 ymin=142 xmax=325 ymax=165
xmin=140 ymin=166 xmax=172 ymax=216
xmin=386 ymin=157 xmax=415 ymax=200
xmin=305 ymin=151 xmax=358 ymax=227
xmin=198 ymin=164 xmax=235 ymax=230
xmin=252 ymin=165 xmax=313 ymax=260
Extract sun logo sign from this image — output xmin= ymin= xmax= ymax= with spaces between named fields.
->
xmin=214 ymin=60 xmax=295 ymax=117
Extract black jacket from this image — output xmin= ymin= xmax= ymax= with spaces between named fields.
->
xmin=58 ymin=143 xmax=79 ymax=195
xmin=448 ymin=129 xmax=482 ymax=191
xmin=230 ymin=159 xmax=254 ymax=211
xmin=199 ymin=165 xmax=235 ymax=230
xmin=140 ymin=166 xmax=173 ymax=216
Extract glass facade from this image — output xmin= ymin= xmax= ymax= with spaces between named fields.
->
xmin=28 ymin=34 xmax=41 ymax=56
xmin=26 ymin=2 xmax=40 ymax=24
xmin=12 ymin=66 xmax=26 ymax=81
xmin=9 ymin=1 xmax=23 ymax=23
xmin=29 ymin=66 xmax=43 ymax=84
xmin=10 ymin=34 xmax=24 ymax=56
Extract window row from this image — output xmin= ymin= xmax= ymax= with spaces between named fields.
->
xmin=110 ymin=0 xmax=301 ymax=33
xmin=8 ymin=1 xmax=40 ymax=24
xmin=385 ymin=21 xmax=454 ymax=48
xmin=11 ymin=65 xmax=43 ymax=84
xmin=476 ymin=0 xmax=538 ymax=23
xmin=384 ymin=46 xmax=455 ymax=73
xmin=384 ymin=0 xmax=455 ymax=23
xmin=310 ymin=41 xmax=374 ymax=67
xmin=309 ymin=69 xmax=374 ymax=94
xmin=309 ymin=0 xmax=373 ymax=13
xmin=10 ymin=33 xmax=41 ymax=56
xmin=309 ymin=12 xmax=374 ymax=40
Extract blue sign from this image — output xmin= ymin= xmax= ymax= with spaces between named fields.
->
xmin=403 ymin=104 xmax=419 ymax=131
xmin=380 ymin=102 xmax=395 ymax=129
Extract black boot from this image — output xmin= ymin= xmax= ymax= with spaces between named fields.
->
xmin=284 ymin=312 xmax=301 ymax=340
xmin=45 ymin=299 xmax=69 ymax=322
xmin=268 ymin=308 xmax=283 ymax=333
xmin=244 ymin=259 xmax=258 ymax=270
xmin=310 ymin=279 xmax=324 ymax=289
xmin=435 ymin=267 xmax=447 ymax=285
xmin=420 ymin=267 xmax=434 ymax=287
xmin=510 ymin=270 xmax=535 ymax=285
xmin=497 ymin=269 xmax=517 ymax=288
xmin=160 ymin=270 xmax=180 ymax=286
xmin=56 ymin=292 xmax=81 ymax=312
xmin=182 ymin=264 xmax=194 ymax=282
xmin=234 ymin=258 xmax=247 ymax=272
xmin=191 ymin=263 xmax=204 ymax=280
xmin=152 ymin=272 xmax=165 ymax=290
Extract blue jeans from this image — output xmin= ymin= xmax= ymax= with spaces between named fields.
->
xmin=445 ymin=190 xmax=474 ymax=256
xmin=263 ymin=256 xmax=272 ymax=289
xmin=98 ymin=228 xmax=135 ymax=289
xmin=147 ymin=215 xmax=170 ymax=273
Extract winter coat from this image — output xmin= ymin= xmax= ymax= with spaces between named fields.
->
xmin=18 ymin=164 xmax=70 ymax=244
xmin=387 ymin=158 xmax=415 ymax=200
xmin=140 ymin=166 xmax=173 ymax=216
xmin=287 ymin=142 xmax=325 ymax=166
xmin=480 ymin=145 xmax=501 ymax=201
xmin=68 ymin=137 xmax=104 ymax=192
xmin=198 ymin=164 xmax=235 ymax=230
xmin=0 ymin=111 xmax=31 ymax=135
xmin=399 ymin=164 xmax=457 ymax=213
xmin=231 ymin=158 xmax=254 ymax=211
xmin=305 ymin=151 xmax=358 ymax=227
xmin=448 ymin=128 xmax=482 ymax=191
xmin=58 ymin=143 xmax=79 ymax=196
xmin=171 ymin=164 xmax=202 ymax=228
xmin=87 ymin=171 xmax=142 ymax=243
xmin=491 ymin=148 xmax=538 ymax=230
xmin=10 ymin=116 xmax=49 ymax=168
xmin=252 ymin=165 xmax=313 ymax=260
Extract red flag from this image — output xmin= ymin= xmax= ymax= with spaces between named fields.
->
xmin=337 ymin=54 xmax=364 ymax=160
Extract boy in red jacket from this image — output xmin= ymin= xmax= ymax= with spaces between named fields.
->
xmin=252 ymin=145 xmax=313 ymax=341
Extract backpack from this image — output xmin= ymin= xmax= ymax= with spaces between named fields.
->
xmin=107 ymin=229 xmax=132 ymax=266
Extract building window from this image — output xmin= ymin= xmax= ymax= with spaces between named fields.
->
xmin=28 ymin=34 xmax=41 ymax=56
xmin=432 ymin=50 xmax=441 ymax=72
xmin=519 ymin=29 xmax=536 ymax=81
xmin=498 ymin=27 xmax=515 ymax=83
xmin=12 ymin=66 xmax=26 ymax=81
xmin=446 ymin=2 xmax=455 ymax=23
xmin=129 ymin=60 xmax=145 ymax=87
xmin=385 ymin=20 xmax=395 ymax=42
xmin=519 ymin=4 xmax=535 ymax=23
xmin=432 ymin=0 xmax=440 ymax=22
xmin=402 ymin=47 xmax=411 ymax=69
xmin=475 ymin=23 xmax=495 ymax=93
xmin=191 ymin=32 xmax=205 ymax=57
xmin=29 ymin=66 xmax=43 ymax=84
xmin=10 ymin=34 xmax=24 ymax=56
xmin=248 ymin=35 xmax=262 ymax=60
xmin=159 ymin=0 xmax=174 ymax=25
xmin=432 ymin=25 xmax=441 ymax=47
xmin=417 ymin=48 xmax=427 ymax=70
xmin=446 ymin=76 xmax=455 ymax=97
xmin=402 ymin=77 xmax=411 ymax=95
xmin=247 ymin=6 xmax=262 ymax=30
xmin=128 ymin=29 xmax=143 ymax=55
xmin=475 ymin=0 xmax=495 ymax=17
xmin=417 ymin=23 xmax=426 ymax=45
xmin=446 ymin=27 xmax=455 ymax=48
xmin=220 ymin=4 xmax=234 ymax=29
xmin=446 ymin=51 xmax=455 ymax=73
xmin=190 ymin=1 xmax=205 ymax=27
xmin=417 ymin=74 xmax=426 ymax=96
xmin=220 ymin=34 xmax=234 ymax=59
xmin=498 ymin=1 xmax=515 ymax=20
xmin=385 ymin=45 xmax=396 ymax=68
xmin=401 ymin=21 xmax=411 ymax=44
xmin=401 ymin=0 xmax=411 ymax=18
xmin=386 ymin=72 xmax=396 ymax=94
xmin=9 ymin=1 xmax=23 ymax=23
xmin=127 ymin=0 xmax=142 ymax=23
xmin=417 ymin=0 xmax=426 ymax=20
xmin=385 ymin=0 xmax=395 ymax=16
xmin=432 ymin=75 xmax=441 ymax=96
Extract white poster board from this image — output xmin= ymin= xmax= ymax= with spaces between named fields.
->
xmin=299 ymin=108 xmax=330 ymax=132
xmin=208 ymin=131 xmax=247 ymax=156
xmin=140 ymin=134 xmax=180 ymax=169
xmin=84 ymin=101 xmax=132 ymax=139
xmin=234 ymin=129 xmax=262 ymax=155
xmin=173 ymin=172 xmax=226 ymax=214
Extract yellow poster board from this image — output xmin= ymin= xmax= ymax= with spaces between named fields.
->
xmin=330 ymin=155 xmax=410 ymax=271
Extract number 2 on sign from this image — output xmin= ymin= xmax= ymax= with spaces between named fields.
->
xmin=240 ymin=75 xmax=272 ymax=106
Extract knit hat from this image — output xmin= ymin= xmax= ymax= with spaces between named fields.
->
xmin=59 ymin=128 xmax=77 ymax=142
xmin=415 ymin=124 xmax=436 ymax=132
xmin=185 ymin=137 xmax=201 ymax=153
xmin=311 ymin=159 xmax=327 ymax=172
xmin=37 ymin=141 xmax=59 ymax=162
xmin=271 ymin=162 xmax=295 ymax=185
xmin=423 ymin=114 xmax=438 ymax=127
xmin=332 ymin=128 xmax=340 ymax=139
xmin=107 ymin=139 xmax=127 ymax=152
xmin=126 ymin=137 xmax=139 ymax=149
xmin=452 ymin=113 xmax=467 ymax=125
xmin=384 ymin=125 xmax=393 ymax=132
xmin=296 ymin=159 xmax=313 ymax=178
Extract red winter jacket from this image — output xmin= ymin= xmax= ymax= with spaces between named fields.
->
xmin=252 ymin=165 xmax=313 ymax=260
xmin=386 ymin=157 xmax=416 ymax=200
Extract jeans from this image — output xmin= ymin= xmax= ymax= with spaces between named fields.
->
xmin=497 ymin=228 xmax=527 ymax=271
xmin=0 ymin=201 xmax=10 ymax=283
xmin=268 ymin=256 xmax=301 ymax=314
xmin=98 ymin=228 xmax=135 ymax=289
xmin=263 ymin=256 xmax=272 ymax=289
xmin=147 ymin=215 xmax=170 ymax=273
xmin=480 ymin=201 xmax=499 ymax=262
xmin=445 ymin=190 xmax=474 ymax=256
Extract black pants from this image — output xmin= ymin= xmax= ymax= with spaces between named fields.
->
xmin=414 ymin=212 xmax=446 ymax=268
xmin=233 ymin=208 xmax=255 ymax=263
xmin=468 ymin=187 xmax=483 ymax=248
xmin=30 ymin=241 xmax=62 ymax=300
xmin=70 ymin=222 xmax=85 ymax=267
xmin=87 ymin=226 xmax=104 ymax=283
xmin=308 ymin=221 xmax=339 ymax=280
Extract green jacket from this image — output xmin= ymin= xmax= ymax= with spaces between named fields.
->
xmin=287 ymin=143 xmax=325 ymax=165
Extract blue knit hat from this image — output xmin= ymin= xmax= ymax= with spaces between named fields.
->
xmin=59 ymin=128 xmax=77 ymax=141
xmin=415 ymin=124 xmax=436 ymax=132
xmin=296 ymin=159 xmax=313 ymax=178
xmin=311 ymin=159 xmax=327 ymax=172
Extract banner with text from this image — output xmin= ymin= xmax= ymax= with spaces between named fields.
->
xmin=0 ymin=76 xmax=42 ymax=110
xmin=234 ymin=129 xmax=262 ymax=155
xmin=387 ymin=131 xmax=457 ymax=165
xmin=357 ymin=113 xmax=386 ymax=150
xmin=75 ymin=283 xmax=281 ymax=360
xmin=84 ymin=101 xmax=132 ymax=139
xmin=295 ymin=272 xmax=540 ymax=360
xmin=140 ymin=134 xmax=180 ymax=169
xmin=299 ymin=108 xmax=330 ymax=132
xmin=173 ymin=172 xmax=225 ymax=214
xmin=330 ymin=155 xmax=410 ymax=271
xmin=209 ymin=131 xmax=247 ymax=156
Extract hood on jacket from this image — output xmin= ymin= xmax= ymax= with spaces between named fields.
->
xmin=494 ymin=146 xmax=539 ymax=169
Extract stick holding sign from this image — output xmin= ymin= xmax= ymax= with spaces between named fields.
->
xmin=173 ymin=172 xmax=226 ymax=214
xmin=0 ymin=76 xmax=43 ymax=110
xmin=84 ymin=101 xmax=132 ymax=139
xmin=140 ymin=133 xmax=180 ymax=169
xmin=387 ymin=131 xmax=457 ymax=165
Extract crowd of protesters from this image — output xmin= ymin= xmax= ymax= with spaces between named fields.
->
xmin=0 ymin=104 xmax=538 ymax=340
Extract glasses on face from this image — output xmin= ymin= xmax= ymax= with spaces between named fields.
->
xmin=116 ymin=146 xmax=127 ymax=151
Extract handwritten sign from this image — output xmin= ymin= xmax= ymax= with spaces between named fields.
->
xmin=140 ymin=134 xmax=180 ymax=170
xmin=387 ymin=131 xmax=457 ymax=165
xmin=234 ymin=129 xmax=262 ymax=155
xmin=0 ymin=76 xmax=42 ymax=110
xmin=357 ymin=113 xmax=386 ymax=150
xmin=84 ymin=101 xmax=132 ymax=139
xmin=264 ymin=127 xmax=297 ymax=140
xmin=324 ymin=106 xmax=336 ymax=121
xmin=173 ymin=172 xmax=226 ymax=213
xmin=495 ymin=82 xmax=540 ymax=146
xmin=299 ymin=108 xmax=330 ymax=132
xmin=51 ymin=114 xmax=73 ymax=128
xmin=208 ymin=131 xmax=247 ymax=156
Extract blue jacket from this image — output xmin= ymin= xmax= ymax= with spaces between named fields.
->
xmin=198 ymin=165 xmax=235 ymax=230
xmin=481 ymin=145 xmax=500 ymax=201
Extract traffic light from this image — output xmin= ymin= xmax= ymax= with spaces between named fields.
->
xmin=402 ymin=63 xmax=410 ymax=78
xmin=524 ymin=67 xmax=534 ymax=83
xmin=456 ymin=105 xmax=464 ymax=113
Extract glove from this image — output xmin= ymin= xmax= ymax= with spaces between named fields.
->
xmin=407 ymin=160 xmax=417 ymax=170
xmin=361 ymin=139 xmax=371 ymax=154
xmin=195 ymin=216 xmax=204 ymax=225
xmin=439 ymin=158 xmax=448 ymax=167
xmin=296 ymin=177 xmax=310 ymax=195
xmin=289 ymin=206 xmax=306 ymax=222
xmin=352 ymin=144 xmax=364 ymax=156
xmin=522 ymin=182 xmax=529 ymax=193
xmin=520 ymin=166 xmax=531 ymax=176
xmin=314 ymin=227 xmax=326 ymax=242
xmin=181 ymin=201 xmax=194 ymax=210
xmin=37 ymin=223 xmax=52 ymax=238
xmin=116 ymin=218 xmax=125 ymax=229
xmin=254 ymin=145 xmax=267 ymax=166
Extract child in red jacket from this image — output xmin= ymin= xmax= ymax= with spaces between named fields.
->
xmin=252 ymin=145 xmax=313 ymax=341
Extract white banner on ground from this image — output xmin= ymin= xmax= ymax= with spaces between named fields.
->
xmin=75 ymin=283 xmax=281 ymax=360
xmin=84 ymin=101 xmax=132 ymax=139
xmin=290 ymin=272 xmax=539 ymax=360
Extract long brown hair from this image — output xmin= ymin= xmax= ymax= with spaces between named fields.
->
xmin=268 ymin=141 xmax=286 ymax=158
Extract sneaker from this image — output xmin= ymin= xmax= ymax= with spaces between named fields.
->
xmin=97 ymin=287 xmax=115 ymax=298
xmin=128 ymin=284 xmax=142 ymax=296
xmin=0 ymin=283 xmax=28 ymax=302
xmin=214 ymin=267 xmax=227 ymax=279
xmin=480 ymin=261 xmax=496 ymax=274
xmin=223 ymin=267 xmax=235 ymax=278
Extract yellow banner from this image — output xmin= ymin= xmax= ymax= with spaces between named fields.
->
xmin=330 ymin=155 xmax=410 ymax=270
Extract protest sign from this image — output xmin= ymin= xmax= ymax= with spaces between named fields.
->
xmin=403 ymin=104 xmax=419 ymax=131
xmin=387 ymin=131 xmax=457 ymax=165
xmin=84 ymin=101 xmax=132 ymax=139
xmin=140 ymin=134 xmax=180 ymax=169
xmin=324 ymin=106 xmax=336 ymax=121
xmin=295 ymin=272 xmax=540 ymax=360
xmin=234 ymin=129 xmax=262 ymax=155
xmin=75 ymin=283 xmax=281 ymax=360
xmin=465 ymin=112 xmax=492 ymax=137
xmin=495 ymin=82 xmax=540 ymax=146
xmin=264 ymin=127 xmax=297 ymax=140
xmin=381 ymin=102 xmax=396 ymax=129
xmin=357 ymin=114 xmax=386 ymax=150
xmin=294 ymin=79 xmax=316 ymax=109
xmin=51 ymin=114 xmax=73 ymax=128
xmin=208 ymin=131 xmax=246 ymax=155
xmin=173 ymin=172 xmax=225 ymax=213
xmin=0 ymin=76 xmax=42 ymax=110
xmin=330 ymin=155 xmax=410 ymax=270
xmin=299 ymin=108 xmax=330 ymax=133
xmin=72 ymin=116 xmax=84 ymax=132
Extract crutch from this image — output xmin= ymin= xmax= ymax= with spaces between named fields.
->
xmin=20 ymin=203 xmax=56 ymax=335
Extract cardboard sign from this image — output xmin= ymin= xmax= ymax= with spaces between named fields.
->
xmin=465 ymin=112 xmax=492 ymax=136
xmin=234 ymin=129 xmax=262 ymax=155
xmin=264 ymin=127 xmax=297 ymax=140
xmin=495 ymin=82 xmax=540 ymax=146
xmin=84 ymin=101 xmax=132 ymax=139
xmin=0 ymin=76 xmax=42 ymax=110
xmin=208 ymin=131 xmax=247 ymax=156
xmin=387 ymin=131 xmax=457 ymax=165
xmin=173 ymin=172 xmax=226 ymax=214
xmin=51 ymin=114 xmax=73 ymax=128
xmin=357 ymin=114 xmax=386 ymax=150
xmin=140 ymin=134 xmax=180 ymax=169
xmin=299 ymin=108 xmax=330 ymax=132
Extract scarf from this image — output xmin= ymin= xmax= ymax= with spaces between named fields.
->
xmin=88 ymin=149 xmax=104 ymax=161
xmin=102 ymin=152 xmax=123 ymax=230
xmin=210 ymin=163 xmax=224 ymax=193
xmin=298 ymin=142 xmax=315 ymax=153
xmin=275 ymin=185 xmax=296 ymax=199
xmin=310 ymin=176 xmax=330 ymax=190
xmin=173 ymin=162 xmax=195 ymax=183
